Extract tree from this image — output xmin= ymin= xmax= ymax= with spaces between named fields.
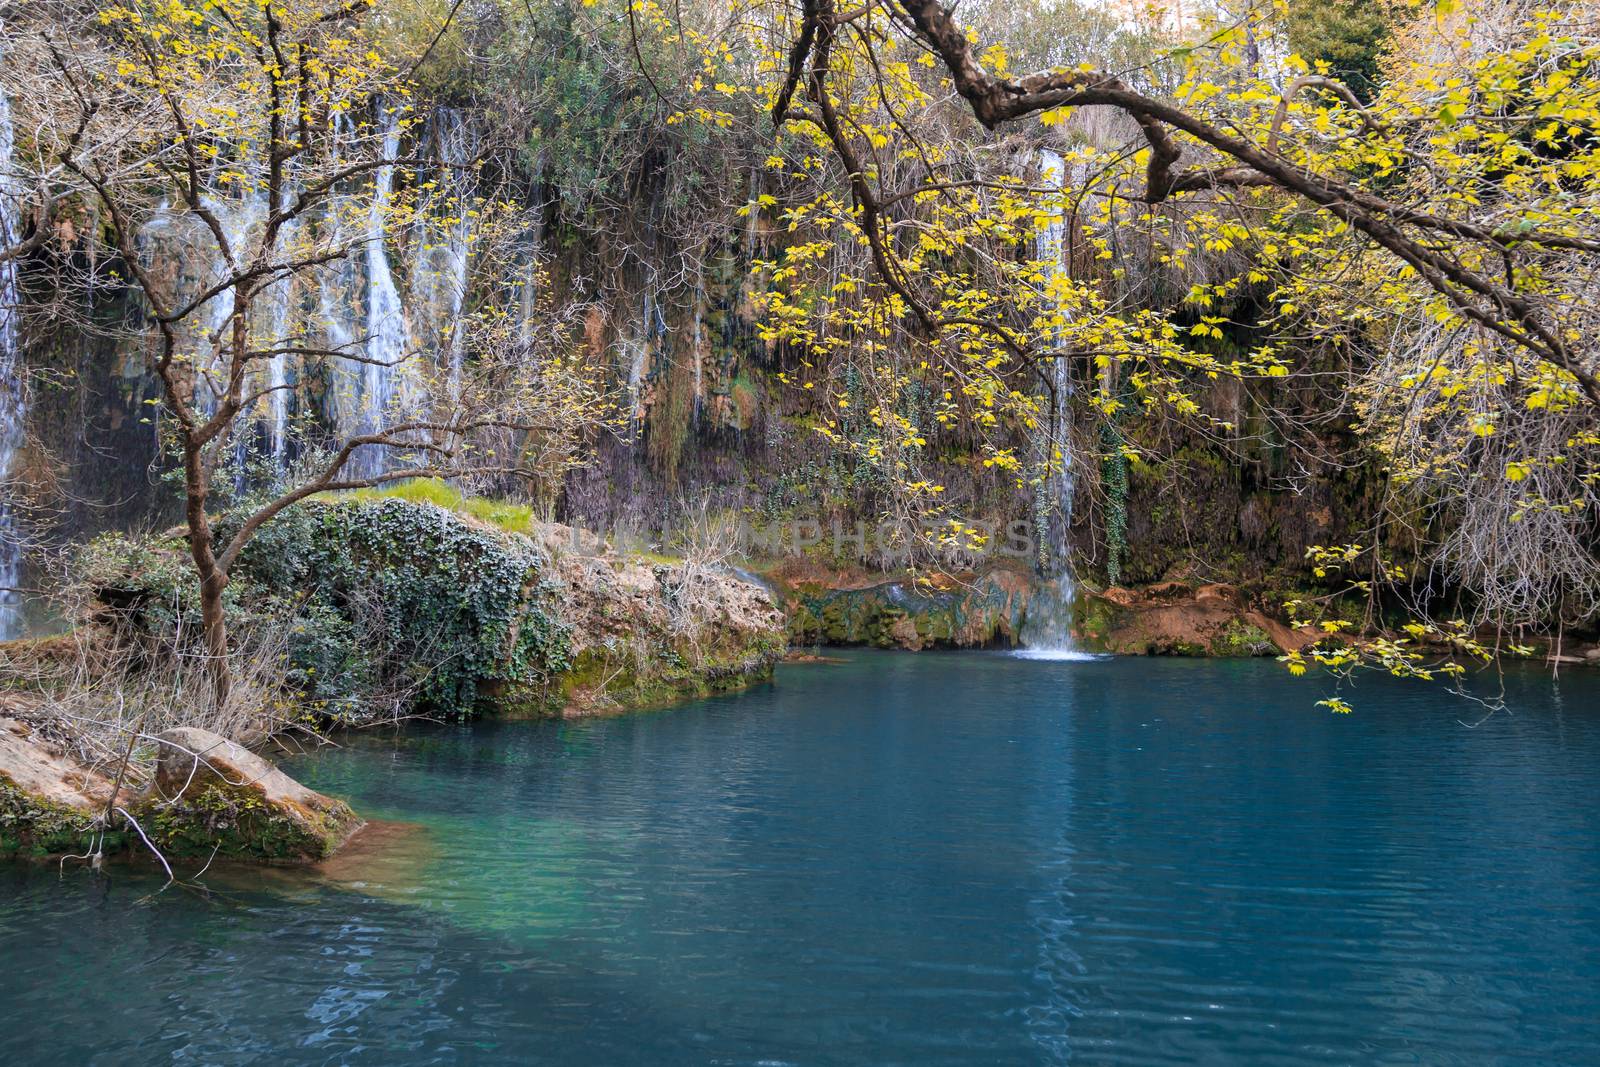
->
xmin=645 ymin=0 xmax=1598 ymax=685
xmin=1284 ymin=0 xmax=1403 ymax=101
xmin=5 ymin=0 xmax=609 ymax=702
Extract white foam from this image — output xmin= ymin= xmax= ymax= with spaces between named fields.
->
xmin=1009 ymin=648 xmax=1107 ymax=662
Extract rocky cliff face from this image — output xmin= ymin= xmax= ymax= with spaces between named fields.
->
xmin=1072 ymin=583 xmax=1314 ymax=658
xmin=773 ymin=562 xmax=1034 ymax=652
xmin=5 ymin=96 xmax=1387 ymax=639
xmin=765 ymin=559 xmax=1317 ymax=659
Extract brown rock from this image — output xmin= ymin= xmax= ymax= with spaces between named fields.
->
xmin=1195 ymin=583 xmax=1243 ymax=606
xmin=890 ymin=615 xmax=925 ymax=651
xmin=0 ymin=717 xmax=112 ymax=815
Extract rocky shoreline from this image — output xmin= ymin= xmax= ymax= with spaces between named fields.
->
xmin=0 ymin=498 xmax=787 ymax=864
xmin=770 ymin=561 xmax=1320 ymax=658
xmin=0 ymin=717 xmax=363 ymax=862
xmin=4 ymin=501 xmax=1595 ymax=866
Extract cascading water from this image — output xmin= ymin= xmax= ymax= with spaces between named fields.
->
xmin=1017 ymin=148 xmax=1095 ymax=661
xmin=409 ymin=109 xmax=477 ymax=391
xmin=320 ymin=108 xmax=412 ymax=481
xmin=261 ymin=195 xmax=300 ymax=464
xmin=0 ymin=49 xmax=26 ymax=639
xmin=228 ymin=166 xmax=305 ymax=471
xmin=689 ymin=273 xmax=706 ymax=424
xmin=515 ymin=195 xmax=544 ymax=347
xmin=317 ymin=192 xmax=362 ymax=435
xmin=621 ymin=278 xmax=667 ymax=442
xmin=204 ymin=188 xmax=269 ymax=485
xmin=354 ymin=108 xmax=411 ymax=477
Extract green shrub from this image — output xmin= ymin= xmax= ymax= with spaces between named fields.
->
xmin=233 ymin=499 xmax=571 ymax=717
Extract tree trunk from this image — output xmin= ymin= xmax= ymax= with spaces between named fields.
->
xmin=183 ymin=441 xmax=231 ymax=709
xmin=198 ymin=565 xmax=231 ymax=710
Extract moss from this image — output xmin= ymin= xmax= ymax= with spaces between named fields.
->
xmin=0 ymin=775 xmax=121 ymax=858
xmin=782 ymin=576 xmax=1023 ymax=650
xmin=143 ymin=781 xmax=358 ymax=863
xmin=728 ymin=374 xmax=762 ymax=430
xmin=626 ymin=549 xmax=687 ymax=566
xmin=333 ymin=478 xmax=538 ymax=534
xmin=1072 ymin=596 xmax=1122 ymax=650
xmin=503 ymin=627 xmax=783 ymax=719
xmin=647 ymin=346 xmax=697 ymax=486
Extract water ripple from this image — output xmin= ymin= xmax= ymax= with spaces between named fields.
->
xmin=1 ymin=653 xmax=1598 ymax=1065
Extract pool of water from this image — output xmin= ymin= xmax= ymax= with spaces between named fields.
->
xmin=3 ymin=653 xmax=1599 ymax=1065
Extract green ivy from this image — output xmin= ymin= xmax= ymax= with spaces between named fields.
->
xmin=232 ymin=499 xmax=572 ymax=718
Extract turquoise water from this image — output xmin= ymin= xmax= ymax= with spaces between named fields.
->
xmin=3 ymin=652 xmax=1600 ymax=1065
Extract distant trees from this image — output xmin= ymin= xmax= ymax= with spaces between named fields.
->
xmin=1283 ymin=0 xmax=1403 ymax=100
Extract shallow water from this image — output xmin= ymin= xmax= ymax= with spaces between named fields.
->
xmin=3 ymin=653 xmax=1600 ymax=1065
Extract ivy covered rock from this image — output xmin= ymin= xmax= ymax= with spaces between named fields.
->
xmin=71 ymin=495 xmax=787 ymax=724
xmin=233 ymin=499 xmax=572 ymax=718
xmin=144 ymin=728 xmax=362 ymax=862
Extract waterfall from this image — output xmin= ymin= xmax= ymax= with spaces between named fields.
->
xmin=138 ymin=159 xmax=302 ymax=488
xmin=409 ymin=109 xmax=477 ymax=389
xmin=1018 ymin=148 xmax=1092 ymax=661
xmin=510 ymin=156 xmax=545 ymax=345
xmin=516 ymin=203 xmax=543 ymax=345
xmin=354 ymin=108 xmax=410 ymax=478
xmin=241 ymin=169 xmax=305 ymax=471
xmin=622 ymin=318 xmax=648 ymax=442
xmin=317 ymin=181 xmax=362 ymax=440
xmin=621 ymin=278 xmax=666 ymax=442
xmin=262 ymin=196 xmax=300 ymax=464
xmin=204 ymin=188 xmax=269 ymax=485
xmin=0 ymin=51 xmax=24 ymax=639
xmin=690 ymin=274 xmax=705 ymax=424
xmin=320 ymin=108 xmax=412 ymax=482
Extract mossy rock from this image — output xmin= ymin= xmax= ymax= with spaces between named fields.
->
xmin=0 ymin=774 xmax=124 ymax=858
xmin=0 ymin=719 xmax=128 ymax=858
xmin=782 ymin=572 xmax=1027 ymax=650
xmin=537 ymin=636 xmax=780 ymax=717
xmin=1070 ymin=595 xmax=1123 ymax=650
xmin=143 ymin=780 xmax=358 ymax=863
xmin=142 ymin=728 xmax=362 ymax=863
